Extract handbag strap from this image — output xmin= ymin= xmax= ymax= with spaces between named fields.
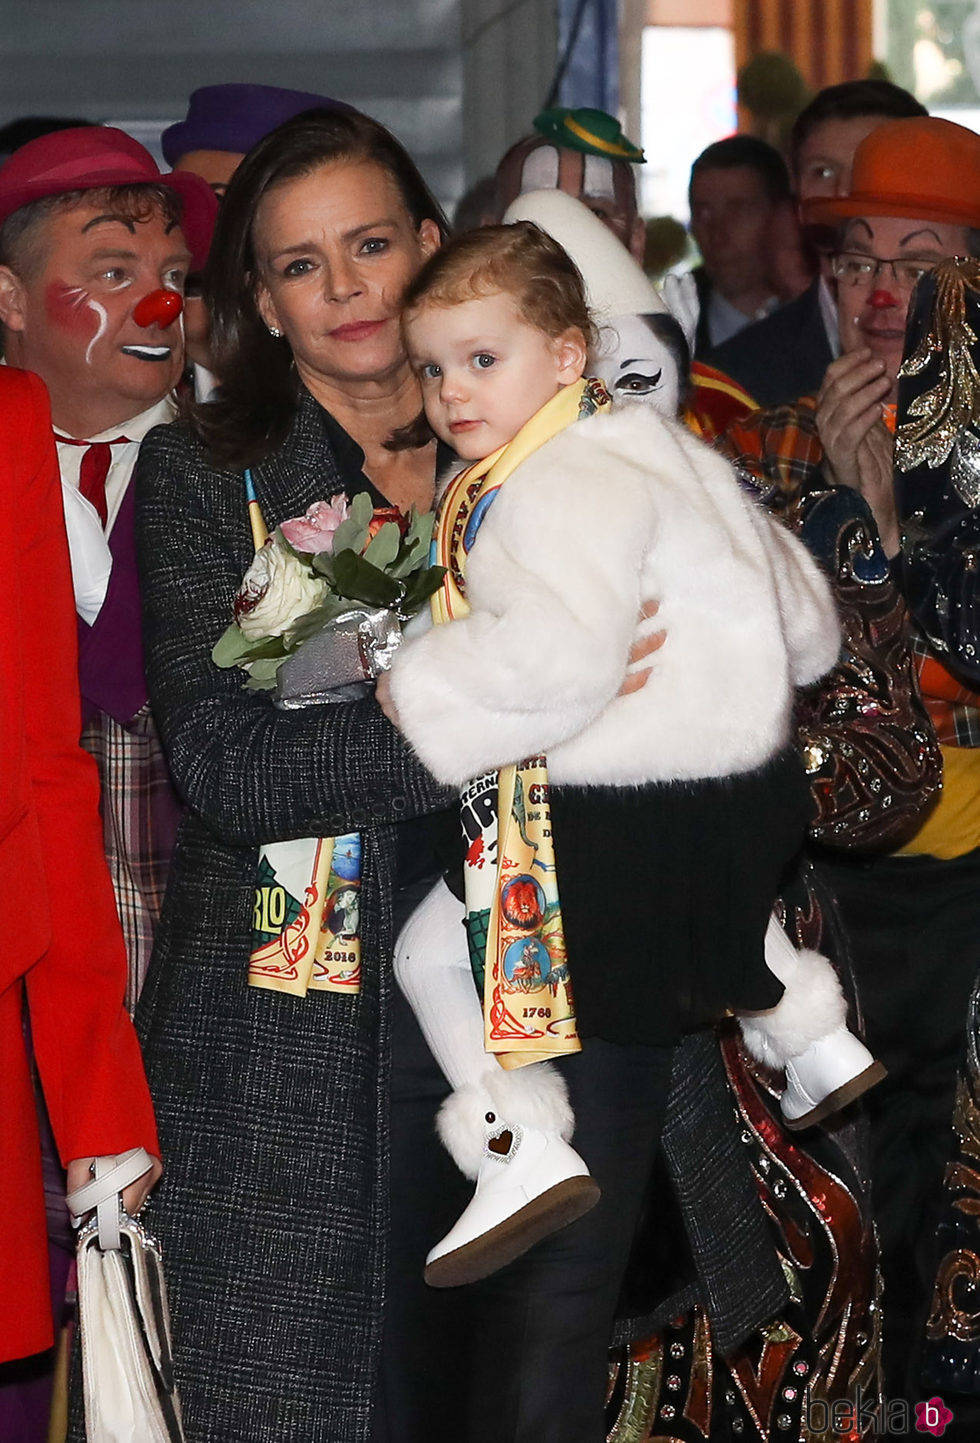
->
xmin=66 ymin=1147 xmax=155 ymax=1251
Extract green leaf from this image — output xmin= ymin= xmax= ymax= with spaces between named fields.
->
xmin=244 ymin=655 xmax=285 ymax=689
xmin=333 ymin=548 xmax=405 ymax=608
xmin=399 ymin=565 xmax=447 ymax=615
xmin=331 ymin=491 xmax=373 ymax=556
xmin=212 ymin=622 xmax=251 ymax=668
xmin=405 ymin=507 xmax=436 ymax=553
xmin=311 ymin=551 xmax=336 ymax=582
xmin=388 ymin=534 xmax=423 ymax=580
xmin=363 ymin=520 xmax=401 ymax=570
xmin=212 ymin=623 xmax=290 ymax=668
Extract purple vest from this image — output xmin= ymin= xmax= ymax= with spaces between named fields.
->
xmin=77 ymin=478 xmax=147 ymax=728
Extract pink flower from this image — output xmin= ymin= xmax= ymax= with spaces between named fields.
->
xmin=280 ymin=495 xmax=349 ymax=554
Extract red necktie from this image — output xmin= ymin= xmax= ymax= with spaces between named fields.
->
xmin=57 ymin=436 xmax=129 ymax=530
xmin=78 ymin=442 xmax=113 ymax=527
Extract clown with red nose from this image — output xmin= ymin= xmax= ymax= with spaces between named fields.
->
xmin=0 ymin=126 xmax=216 ymax=1007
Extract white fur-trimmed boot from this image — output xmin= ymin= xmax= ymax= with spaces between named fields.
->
xmin=425 ymin=1062 xmax=600 ymax=1288
xmin=738 ymin=915 xmax=885 ymax=1131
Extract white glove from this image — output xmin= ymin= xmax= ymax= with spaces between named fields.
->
xmin=660 ymin=271 xmax=700 ymax=357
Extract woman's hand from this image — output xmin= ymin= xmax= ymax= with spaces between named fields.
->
xmin=66 ymin=1153 xmax=164 ymax=1221
xmin=375 ymin=670 xmax=401 ymax=730
xmin=620 ymin=600 xmax=665 ymax=696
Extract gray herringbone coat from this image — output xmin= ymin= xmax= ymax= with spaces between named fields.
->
xmin=129 ymin=391 xmax=452 ymax=1443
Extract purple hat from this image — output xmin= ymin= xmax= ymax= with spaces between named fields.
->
xmin=161 ymin=84 xmax=355 ymax=165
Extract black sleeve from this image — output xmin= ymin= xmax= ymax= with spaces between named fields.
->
xmin=134 ymin=422 xmax=454 ymax=847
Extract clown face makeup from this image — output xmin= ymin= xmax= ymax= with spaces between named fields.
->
xmin=496 ymin=137 xmax=644 ymax=261
xmin=590 ymin=313 xmax=682 ymax=417
xmin=0 ymin=199 xmax=190 ymax=434
xmin=835 ymin=213 xmax=968 ymax=396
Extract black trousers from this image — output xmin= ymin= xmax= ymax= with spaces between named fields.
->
xmin=814 ymin=845 xmax=980 ymax=1399
xmin=375 ymin=992 xmax=676 ymax=1443
xmin=463 ymin=1037 xmax=676 ymax=1443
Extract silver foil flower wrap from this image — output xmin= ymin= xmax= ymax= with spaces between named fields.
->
xmin=274 ymin=607 xmax=403 ymax=709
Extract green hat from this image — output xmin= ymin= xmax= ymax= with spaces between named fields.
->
xmin=532 ymin=107 xmax=645 ymax=163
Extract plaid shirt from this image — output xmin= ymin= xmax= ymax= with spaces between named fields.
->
xmin=686 ymin=360 xmax=758 ymax=442
xmin=80 ymin=706 xmax=179 ymax=1011
xmin=716 ymin=393 xmax=824 ymax=516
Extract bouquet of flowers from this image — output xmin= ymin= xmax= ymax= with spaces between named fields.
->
xmin=212 ymin=492 xmax=445 ymax=705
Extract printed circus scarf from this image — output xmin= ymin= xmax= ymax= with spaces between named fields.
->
xmin=242 ymin=472 xmax=362 ymax=998
xmin=430 ymin=377 xmax=610 ymax=1067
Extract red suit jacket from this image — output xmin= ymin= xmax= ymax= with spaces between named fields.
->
xmin=0 ymin=368 xmax=158 ymax=1363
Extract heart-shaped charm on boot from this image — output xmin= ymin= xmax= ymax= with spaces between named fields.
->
xmin=484 ymin=1121 xmax=522 ymax=1164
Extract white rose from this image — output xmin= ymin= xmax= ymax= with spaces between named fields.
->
xmin=234 ymin=536 xmax=328 ymax=640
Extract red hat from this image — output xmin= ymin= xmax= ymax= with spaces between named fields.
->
xmin=802 ymin=117 xmax=980 ymax=232
xmin=0 ymin=125 xmax=218 ymax=269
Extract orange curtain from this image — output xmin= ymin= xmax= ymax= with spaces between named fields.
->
xmin=734 ymin=0 xmax=873 ymax=92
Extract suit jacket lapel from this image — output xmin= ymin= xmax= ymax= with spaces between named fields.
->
xmin=248 ymin=390 xmax=349 ymax=532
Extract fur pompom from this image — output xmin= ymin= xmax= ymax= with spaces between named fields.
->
xmin=739 ymin=948 xmax=848 ymax=1070
xmin=435 ymin=1062 xmax=575 ymax=1180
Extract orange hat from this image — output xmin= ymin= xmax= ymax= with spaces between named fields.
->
xmin=802 ymin=117 xmax=980 ymax=231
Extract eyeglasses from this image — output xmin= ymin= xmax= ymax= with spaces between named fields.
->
xmin=831 ymin=252 xmax=942 ymax=292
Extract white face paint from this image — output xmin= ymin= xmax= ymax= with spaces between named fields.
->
xmin=520 ymin=144 xmax=560 ymax=192
xmin=582 ymin=154 xmax=615 ymax=201
xmin=61 ymin=285 xmax=110 ymax=366
xmin=589 ymin=313 xmax=681 ymax=416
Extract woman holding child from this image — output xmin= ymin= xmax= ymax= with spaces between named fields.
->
xmin=131 ymin=107 xmax=839 ymax=1443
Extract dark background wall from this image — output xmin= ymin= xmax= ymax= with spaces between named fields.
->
xmin=0 ymin=0 xmax=559 ymax=209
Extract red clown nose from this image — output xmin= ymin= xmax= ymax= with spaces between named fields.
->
xmin=133 ymin=288 xmax=183 ymax=328
xmin=869 ymin=288 xmax=898 ymax=310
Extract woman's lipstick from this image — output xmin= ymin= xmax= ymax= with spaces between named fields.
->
xmin=329 ymin=319 xmax=387 ymax=341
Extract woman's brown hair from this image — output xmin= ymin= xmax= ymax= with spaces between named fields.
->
xmin=191 ymin=107 xmax=449 ymax=472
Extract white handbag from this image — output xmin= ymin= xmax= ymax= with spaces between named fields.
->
xmin=67 ymin=1148 xmax=185 ymax=1443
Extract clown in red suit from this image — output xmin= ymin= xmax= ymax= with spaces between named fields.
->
xmin=0 ymin=365 xmax=158 ymax=1366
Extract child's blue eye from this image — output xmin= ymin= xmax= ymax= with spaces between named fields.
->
xmin=420 ymin=363 xmax=441 ymax=381
xmin=474 ymin=353 xmax=496 ymax=369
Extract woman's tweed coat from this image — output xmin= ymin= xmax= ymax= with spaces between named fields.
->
xmin=129 ymin=390 xmax=452 ymax=1443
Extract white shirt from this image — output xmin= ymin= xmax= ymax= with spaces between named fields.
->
xmin=54 ymin=395 xmax=177 ymax=624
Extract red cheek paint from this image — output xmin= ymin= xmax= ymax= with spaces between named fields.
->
xmin=44 ymin=281 xmax=98 ymax=336
xmin=132 ymin=289 xmax=183 ymax=328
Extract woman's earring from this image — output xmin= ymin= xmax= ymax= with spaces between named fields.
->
xmin=268 ymin=326 xmax=282 ymax=338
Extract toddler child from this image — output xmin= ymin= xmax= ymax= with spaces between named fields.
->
xmin=381 ymin=222 xmax=882 ymax=1304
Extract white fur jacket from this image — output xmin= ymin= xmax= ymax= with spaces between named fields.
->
xmin=388 ymin=406 xmax=840 ymax=788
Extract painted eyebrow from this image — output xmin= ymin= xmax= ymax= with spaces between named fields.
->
xmin=81 ymin=214 xmax=137 ymax=235
xmin=843 ymin=220 xmax=946 ymax=252
xmin=618 ymin=358 xmax=661 ymax=370
xmin=898 ymin=227 xmax=945 ymax=247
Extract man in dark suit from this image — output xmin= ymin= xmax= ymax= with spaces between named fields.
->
xmin=688 ymin=135 xmax=791 ymax=357
xmin=709 ymin=80 xmax=927 ymax=405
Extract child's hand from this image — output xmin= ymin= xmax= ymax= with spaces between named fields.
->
xmin=620 ymin=600 xmax=665 ymax=696
xmin=375 ymin=669 xmax=402 ymax=730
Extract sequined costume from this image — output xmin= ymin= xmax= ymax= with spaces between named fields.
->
xmin=716 ymin=373 xmax=980 ymax=1404
xmin=892 ymin=258 xmax=980 ymax=1395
